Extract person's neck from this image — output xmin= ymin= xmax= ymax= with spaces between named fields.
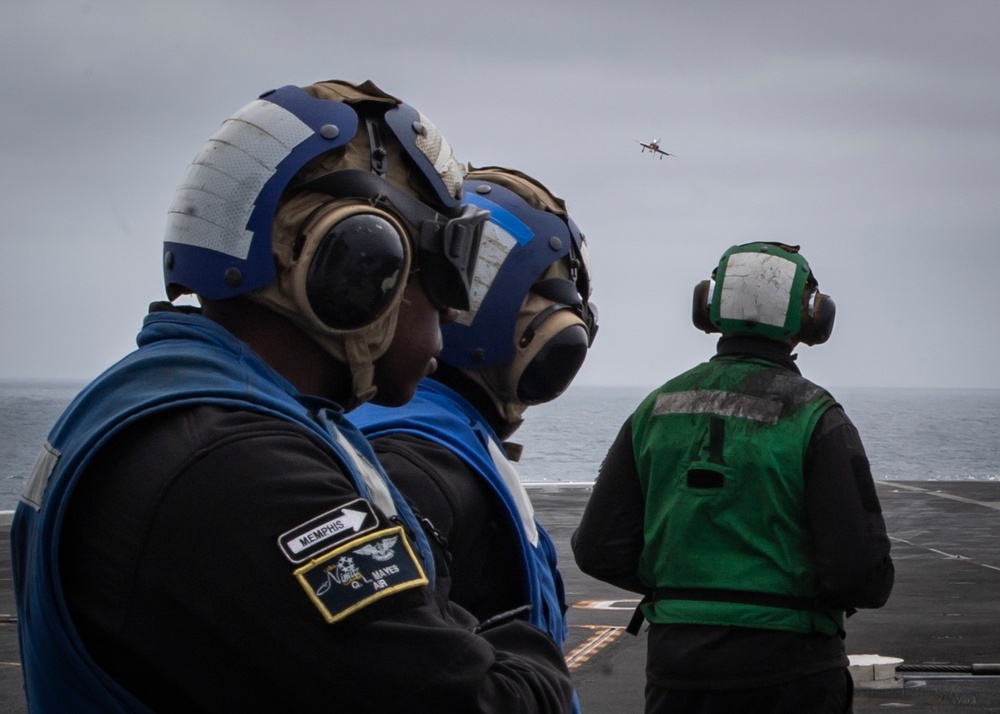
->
xmin=201 ymin=297 xmax=351 ymax=402
xmin=430 ymin=363 xmax=516 ymax=439
xmin=715 ymin=334 xmax=800 ymax=373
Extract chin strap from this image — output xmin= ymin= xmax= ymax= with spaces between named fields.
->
xmin=342 ymin=335 xmax=378 ymax=409
xmin=461 ymin=366 xmax=527 ymax=434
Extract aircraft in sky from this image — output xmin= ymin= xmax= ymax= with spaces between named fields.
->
xmin=634 ymin=138 xmax=676 ymax=159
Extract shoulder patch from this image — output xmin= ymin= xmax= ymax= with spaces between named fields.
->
xmin=278 ymin=499 xmax=379 ymax=564
xmin=294 ymin=526 xmax=428 ymax=623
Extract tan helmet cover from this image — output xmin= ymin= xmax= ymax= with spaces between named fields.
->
xmin=250 ymin=199 xmax=413 ymax=407
xmin=246 ymin=79 xmax=466 ymax=407
xmin=466 ymin=165 xmax=570 ymax=224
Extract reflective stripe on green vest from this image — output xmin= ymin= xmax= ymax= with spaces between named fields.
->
xmin=631 ymin=357 xmax=843 ymax=636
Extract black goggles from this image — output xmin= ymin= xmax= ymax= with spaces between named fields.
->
xmin=531 ymin=277 xmax=599 ymax=346
xmin=301 ymin=170 xmax=488 ymax=311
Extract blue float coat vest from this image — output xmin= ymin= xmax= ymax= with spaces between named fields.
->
xmin=353 ymin=379 xmax=569 ymax=647
xmin=10 ymin=310 xmax=432 ymax=713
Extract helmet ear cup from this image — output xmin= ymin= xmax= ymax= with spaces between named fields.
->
xmin=692 ymin=280 xmax=717 ymax=334
xmin=516 ymin=322 xmax=590 ymax=404
xmin=800 ymin=292 xmax=836 ymax=345
xmin=304 ymin=212 xmax=409 ymax=331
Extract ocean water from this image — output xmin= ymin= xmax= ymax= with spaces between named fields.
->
xmin=514 ymin=385 xmax=1000 ymax=484
xmin=1 ymin=381 xmax=997 ymax=512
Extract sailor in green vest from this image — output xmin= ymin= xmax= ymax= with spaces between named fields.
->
xmin=572 ymin=242 xmax=894 ymax=713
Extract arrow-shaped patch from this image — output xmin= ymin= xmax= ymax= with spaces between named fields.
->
xmin=278 ymin=498 xmax=379 ymax=564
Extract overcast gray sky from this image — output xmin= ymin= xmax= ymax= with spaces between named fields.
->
xmin=3 ymin=0 xmax=999 ymax=391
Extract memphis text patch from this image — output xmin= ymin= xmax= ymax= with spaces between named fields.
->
xmin=294 ymin=526 xmax=428 ymax=623
xmin=278 ymin=499 xmax=379 ymax=564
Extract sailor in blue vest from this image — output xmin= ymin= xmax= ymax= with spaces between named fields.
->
xmin=573 ymin=243 xmax=894 ymax=713
xmin=10 ymin=81 xmax=576 ymax=712
xmin=353 ymin=167 xmax=598 ymax=710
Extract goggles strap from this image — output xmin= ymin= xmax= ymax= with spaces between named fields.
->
xmin=366 ymin=119 xmax=388 ymax=177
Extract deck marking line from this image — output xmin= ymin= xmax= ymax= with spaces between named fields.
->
xmin=573 ymin=598 xmax=641 ymax=611
xmin=565 ymin=625 xmax=626 ymax=670
xmin=884 ymin=482 xmax=1000 ymax=512
xmin=891 ymin=536 xmax=1000 ymax=572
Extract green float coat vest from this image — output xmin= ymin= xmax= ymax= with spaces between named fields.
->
xmin=631 ymin=356 xmax=844 ymax=636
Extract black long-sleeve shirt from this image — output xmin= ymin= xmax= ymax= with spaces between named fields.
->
xmin=370 ymin=432 xmax=527 ymax=623
xmin=61 ymin=405 xmax=573 ymax=712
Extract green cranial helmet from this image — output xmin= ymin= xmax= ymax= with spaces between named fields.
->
xmin=692 ymin=242 xmax=836 ymax=345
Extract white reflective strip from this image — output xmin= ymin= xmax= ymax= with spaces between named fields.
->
xmin=165 ymin=99 xmax=314 ymax=259
xmin=21 ymin=442 xmax=60 ymax=510
xmin=456 ymin=222 xmax=518 ymax=326
xmin=718 ymin=252 xmax=796 ymax=328
xmin=334 ymin=428 xmax=398 ymax=519
xmin=653 ymin=390 xmax=782 ymax=424
xmin=414 ymin=111 xmax=464 ymax=199
xmin=224 ymin=100 xmax=314 ymax=160
xmin=486 ymin=438 xmax=539 ymax=546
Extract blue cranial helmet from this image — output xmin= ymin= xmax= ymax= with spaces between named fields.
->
xmin=162 ymin=80 xmax=485 ymax=407
xmin=163 ymin=85 xmax=360 ymax=301
xmin=163 ymin=83 xmax=472 ymax=302
xmin=440 ymin=167 xmax=597 ymax=411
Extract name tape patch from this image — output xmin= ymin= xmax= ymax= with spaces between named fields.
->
xmin=278 ymin=499 xmax=378 ymax=564
xmin=294 ymin=526 xmax=428 ymax=623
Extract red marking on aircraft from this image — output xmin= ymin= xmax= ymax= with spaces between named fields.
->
xmin=634 ymin=137 xmax=676 ymax=159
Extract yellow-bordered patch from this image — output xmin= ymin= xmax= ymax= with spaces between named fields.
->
xmin=294 ymin=526 xmax=427 ymax=623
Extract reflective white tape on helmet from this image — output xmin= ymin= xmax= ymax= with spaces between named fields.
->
xmin=413 ymin=111 xmax=465 ymax=200
xmin=165 ymin=99 xmax=313 ymax=259
xmin=456 ymin=220 xmax=519 ymax=326
xmin=719 ymin=252 xmax=796 ymax=328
